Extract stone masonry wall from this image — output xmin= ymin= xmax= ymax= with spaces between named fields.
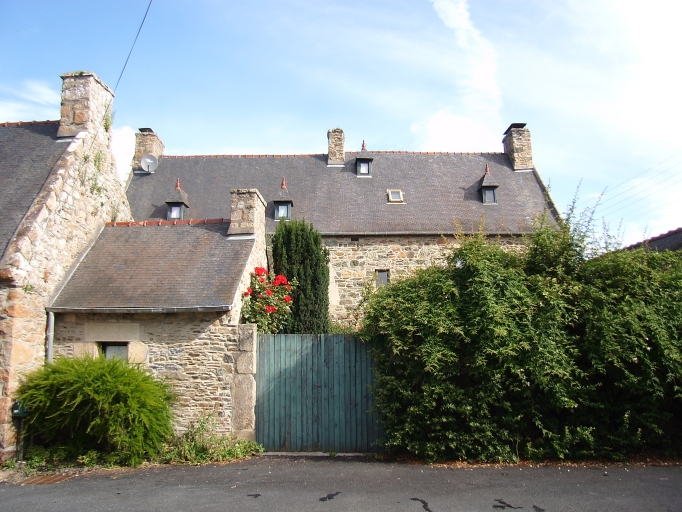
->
xmin=326 ymin=234 xmax=523 ymax=322
xmin=0 ymin=72 xmax=133 ymax=458
xmin=52 ymin=314 xmax=258 ymax=439
xmin=326 ymin=235 xmax=458 ymax=322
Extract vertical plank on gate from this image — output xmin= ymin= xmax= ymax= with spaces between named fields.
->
xmin=349 ymin=335 xmax=357 ymax=452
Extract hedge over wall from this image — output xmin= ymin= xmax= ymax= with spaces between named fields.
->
xmin=360 ymin=222 xmax=682 ymax=462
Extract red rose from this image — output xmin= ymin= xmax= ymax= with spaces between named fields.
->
xmin=258 ymin=294 xmax=263 ymax=298
xmin=273 ymin=275 xmax=288 ymax=286
xmin=243 ymin=287 xmax=252 ymax=296
xmin=258 ymin=278 xmax=265 ymax=283
xmin=266 ymin=289 xmax=273 ymax=296
xmin=284 ymin=295 xmax=292 ymax=303
xmin=265 ymin=305 xmax=276 ymax=313
xmin=254 ymin=267 xmax=268 ymax=276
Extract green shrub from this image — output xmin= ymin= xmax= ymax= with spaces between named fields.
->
xmin=161 ymin=415 xmax=264 ymax=464
xmin=361 ymin=224 xmax=682 ymax=462
xmin=271 ymin=219 xmax=330 ymax=333
xmin=17 ymin=356 xmax=175 ymax=466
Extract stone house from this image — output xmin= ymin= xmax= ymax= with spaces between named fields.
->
xmin=127 ymin=123 xmax=558 ymax=321
xmin=0 ymin=72 xmax=265 ymax=459
xmin=1 ymin=69 xmax=558 ymax=459
xmin=626 ymin=227 xmax=682 ymax=251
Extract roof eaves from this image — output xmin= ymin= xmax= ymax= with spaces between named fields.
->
xmin=46 ymin=305 xmax=233 ymax=314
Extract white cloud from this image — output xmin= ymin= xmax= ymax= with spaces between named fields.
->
xmin=0 ymin=80 xmax=60 ymax=121
xmin=411 ymin=111 xmax=501 ymax=152
xmin=111 ymin=126 xmax=136 ymax=183
xmin=412 ymin=0 xmax=502 ymax=151
xmin=13 ymin=80 xmax=61 ymax=106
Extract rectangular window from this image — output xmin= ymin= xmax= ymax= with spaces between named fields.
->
xmin=376 ymin=270 xmax=389 ymax=287
xmin=170 ymin=205 xmax=181 ymax=219
xmin=101 ymin=343 xmax=128 ymax=361
xmin=275 ymin=202 xmax=290 ymax=220
xmin=359 ymin=162 xmax=369 ymax=174
xmin=387 ymin=190 xmax=404 ymax=203
xmin=483 ymin=188 xmax=497 ymax=204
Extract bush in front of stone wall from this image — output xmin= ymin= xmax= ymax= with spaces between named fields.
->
xmin=17 ymin=356 xmax=175 ymax=466
xmin=361 ymin=222 xmax=682 ymax=462
xmin=161 ymin=414 xmax=264 ymax=464
xmin=271 ymin=219 xmax=330 ymax=333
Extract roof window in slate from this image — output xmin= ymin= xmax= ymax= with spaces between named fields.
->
xmin=356 ymin=140 xmax=373 ymax=178
xmin=165 ymin=178 xmax=190 ymax=220
xmin=481 ymin=164 xmax=499 ymax=205
xmin=274 ymin=201 xmax=291 ymax=220
xmin=387 ymin=189 xmax=404 ymax=203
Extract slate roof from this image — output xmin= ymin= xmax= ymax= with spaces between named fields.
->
xmin=49 ymin=221 xmax=253 ymax=312
xmin=127 ymin=151 xmax=557 ymax=235
xmin=0 ymin=121 xmax=69 ymax=258
xmin=626 ymin=227 xmax=682 ymax=252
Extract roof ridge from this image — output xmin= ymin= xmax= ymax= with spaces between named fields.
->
xmin=161 ymin=151 xmax=506 ymax=159
xmin=1 ymin=120 xmax=60 ymax=127
xmin=162 ymin=154 xmax=321 ymax=159
xmin=106 ymin=218 xmax=230 ymax=227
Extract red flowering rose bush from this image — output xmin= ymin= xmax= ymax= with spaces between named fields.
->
xmin=240 ymin=267 xmax=296 ymax=333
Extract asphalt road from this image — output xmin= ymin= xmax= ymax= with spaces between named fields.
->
xmin=1 ymin=456 xmax=681 ymax=511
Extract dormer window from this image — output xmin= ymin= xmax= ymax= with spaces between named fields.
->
xmin=356 ymin=140 xmax=373 ymax=177
xmin=480 ymin=163 xmax=499 ymax=205
xmin=482 ymin=187 xmax=498 ymax=204
xmin=165 ymin=178 xmax=190 ymax=220
xmin=274 ymin=201 xmax=291 ymax=220
xmin=387 ymin=189 xmax=404 ymax=203
xmin=169 ymin=205 xmax=182 ymax=219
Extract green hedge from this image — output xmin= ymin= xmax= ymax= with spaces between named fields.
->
xmin=361 ymin=225 xmax=682 ymax=462
xmin=17 ymin=356 xmax=175 ymax=466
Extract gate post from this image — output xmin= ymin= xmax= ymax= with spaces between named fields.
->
xmin=232 ymin=324 xmax=257 ymax=440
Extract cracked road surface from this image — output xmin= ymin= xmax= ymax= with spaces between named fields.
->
xmin=1 ymin=456 xmax=681 ymax=511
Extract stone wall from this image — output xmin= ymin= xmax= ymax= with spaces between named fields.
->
xmin=325 ymin=235 xmax=458 ymax=322
xmin=52 ymin=314 xmax=258 ymax=439
xmin=325 ymin=234 xmax=524 ymax=322
xmin=0 ymin=71 xmax=133 ymax=459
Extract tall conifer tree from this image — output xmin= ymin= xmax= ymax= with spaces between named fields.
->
xmin=271 ymin=219 xmax=330 ymax=333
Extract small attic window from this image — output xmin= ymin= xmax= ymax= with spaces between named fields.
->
xmin=357 ymin=160 xmax=372 ymax=176
xmin=482 ymin=187 xmax=497 ymax=204
xmin=387 ymin=189 xmax=404 ymax=203
xmin=274 ymin=202 xmax=291 ymax=220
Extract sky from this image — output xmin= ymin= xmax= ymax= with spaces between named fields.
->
xmin=1 ymin=0 xmax=681 ymax=246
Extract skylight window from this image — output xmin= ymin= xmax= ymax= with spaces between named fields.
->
xmin=387 ymin=189 xmax=404 ymax=203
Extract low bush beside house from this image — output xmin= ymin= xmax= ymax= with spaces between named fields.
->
xmin=17 ymin=356 xmax=175 ymax=467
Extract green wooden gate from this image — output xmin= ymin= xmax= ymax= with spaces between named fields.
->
xmin=256 ymin=334 xmax=382 ymax=452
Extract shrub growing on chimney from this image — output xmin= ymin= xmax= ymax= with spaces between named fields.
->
xmin=271 ymin=219 xmax=330 ymax=333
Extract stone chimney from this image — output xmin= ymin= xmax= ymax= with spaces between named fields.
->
xmin=57 ymin=71 xmax=114 ymax=138
xmin=502 ymin=123 xmax=534 ymax=170
xmin=327 ymin=128 xmax=345 ymax=165
xmin=228 ymin=189 xmax=266 ymax=239
xmin=132 ymin=128 xmax=165 ymax=170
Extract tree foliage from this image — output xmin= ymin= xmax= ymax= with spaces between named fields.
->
xmin=271 ymin=219 xmax=330 ymax=333
xmin=361 ymin=221 xmax=682 ymax=462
